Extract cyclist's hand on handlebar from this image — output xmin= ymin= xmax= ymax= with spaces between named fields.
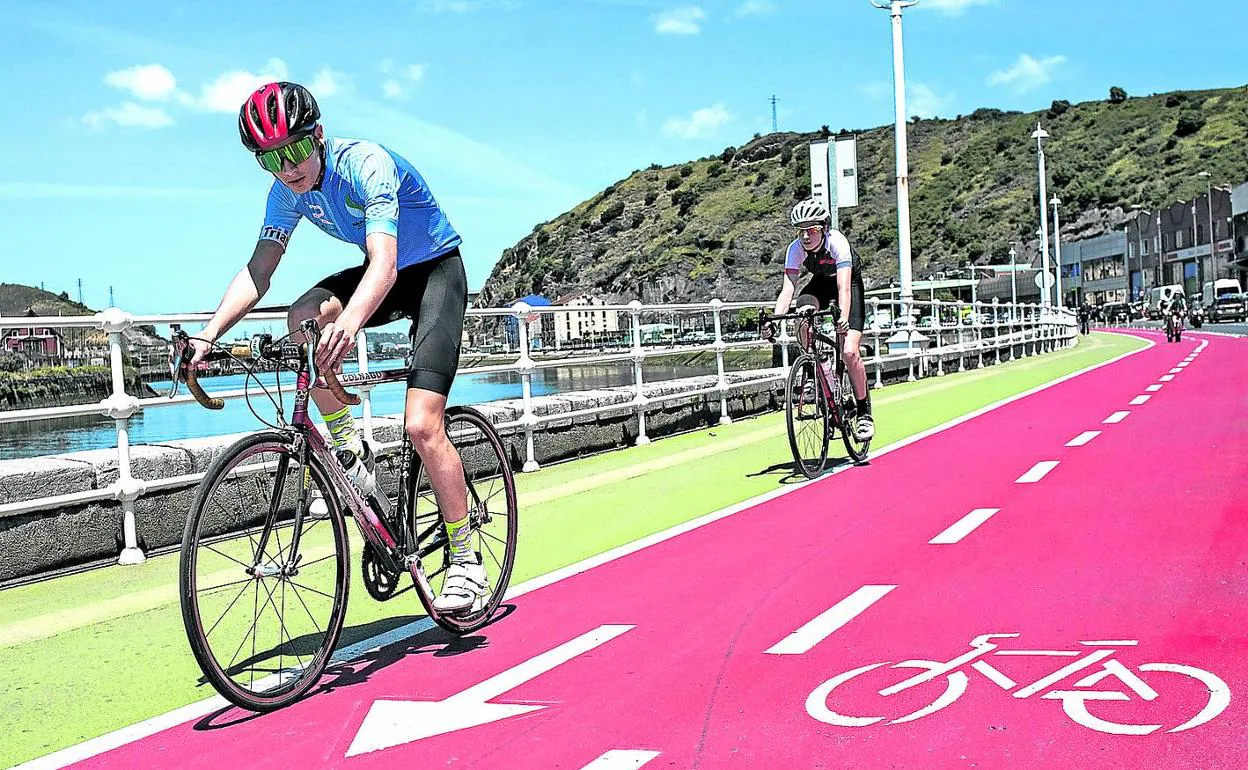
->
xmin=836 ymin=315 xmax=850 ymax=334
xmin=316 ymin=319 xmax=358 ymax=371
xmin=181 ymin=336 xmax=215 ymax=370
xmin=760 ymin=319 xmax=777 ymax=342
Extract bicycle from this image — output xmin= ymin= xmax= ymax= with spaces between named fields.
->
xmin=170 ymin=319 xmax=518 ymax=712
xmin=761 ymin=306 xmax=870 ymax=479
xmin=806 ymin=632 xmax=1229 ymax=735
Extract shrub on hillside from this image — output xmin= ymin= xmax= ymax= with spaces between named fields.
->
xmin=599 ymin=200 xmax=625 ymax=224
xmin=1174 ymin=110 xmax=1205 ymax=137
xmin=665 ymin=175 xmax=682 ymax=190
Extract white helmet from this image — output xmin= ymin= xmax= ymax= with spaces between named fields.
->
xmin=790 ymin=198 xmax=830 ymax=227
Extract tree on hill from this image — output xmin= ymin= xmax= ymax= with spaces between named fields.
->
xmin=1109 ymin=86 xmax=1128 ymax=104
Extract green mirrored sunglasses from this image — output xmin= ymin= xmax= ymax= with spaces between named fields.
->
xmin=256 ymin=135 xmax=317 ymax=173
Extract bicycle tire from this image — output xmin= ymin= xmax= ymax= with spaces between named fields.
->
xmin=785 ymin=355 xmax=830 ymax=479
xmin=179 ymin=431 xmax=349 ymax=712
xmin=406 ymin=406 xmax=518 ymax=634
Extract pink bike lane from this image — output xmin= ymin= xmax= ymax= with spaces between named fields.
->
xmin=59 ymin=332 xmax=1247 ymax=769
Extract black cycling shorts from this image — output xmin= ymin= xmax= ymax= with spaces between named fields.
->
xmin=796 ymin=273 xmax=866 ymax=332
xmin=313 ymin=249 xmax=467 ymax=396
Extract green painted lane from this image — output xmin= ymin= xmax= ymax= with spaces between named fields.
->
xmin=0 ymin=332 xmax=1142 ymax=768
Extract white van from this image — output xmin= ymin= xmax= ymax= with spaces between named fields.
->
xmin=1147 ymin=285 xmax=1184 ymax=319
xmin=1202 ymin=279 xmax=1245 ymax=323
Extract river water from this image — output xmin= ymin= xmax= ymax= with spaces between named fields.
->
xmin=0 ymin=357 xmax=723 ymax=460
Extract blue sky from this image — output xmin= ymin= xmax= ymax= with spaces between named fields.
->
xmin=0 ymin=0 xmax=1241 ymax=317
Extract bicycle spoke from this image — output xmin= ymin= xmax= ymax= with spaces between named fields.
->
xmin=288 ymin=579 xmax=329 ymax=643
xmin=297 ymin=552 xmax=337 ymax=571
xmin=201 ymin=578 xmax=255 ymax=641
xmin=202 ymin=543 xmax=254 ymax=571
xmin=286 ymin=580 xmax=337 ymax=602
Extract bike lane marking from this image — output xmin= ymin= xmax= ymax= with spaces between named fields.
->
xmin=1129 ymin=395 xmax=1151 ymax=405
xmin=1065 ymin=431 xmax=1101 ymax=447
xmin=29 ymin=329 xmax=1173 ymax=768
xmin=1146 ymin=384 xmax=1163 ymax=392
xmin=1169 ymin=367 xmax=1183 ymax=373
xmin=1016 ymin=461 xmax=1059 ymax=483
xmin=579 ymin=750 xmax=662 ymax=768
xmin=764 ymin=586 xmax=897 ymax=655
xmin=928 ymin=508 xmax=1001 ymax=544
xmin=1160 ymin=374 xmax=1175 ymax=381
xmin=1103 ymin=410 xmax=1130 ymax=423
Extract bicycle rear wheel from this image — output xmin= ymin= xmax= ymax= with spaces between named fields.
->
xmin=406 ymin=407 xmax=518 ymax=633
xmin=786 ymin=355 xmax=830 ymax=479
xmin=179 ymin=432 xmax=349 ymax=712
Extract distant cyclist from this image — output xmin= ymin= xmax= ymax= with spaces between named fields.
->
xmin=186 ymin=81 xmax=485 ymax=613
xmin=761 ymin=199 xmax=873 ymax=441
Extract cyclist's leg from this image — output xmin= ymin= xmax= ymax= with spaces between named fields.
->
xmin=844 ymin=279 xmax=869 ymax=401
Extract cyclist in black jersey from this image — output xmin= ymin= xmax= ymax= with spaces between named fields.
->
xmin=762 ymin=199 xmax=873 ymax=441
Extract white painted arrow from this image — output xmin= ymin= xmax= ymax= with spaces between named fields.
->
xmin=346 ymin=624 xmax=635 ymax=757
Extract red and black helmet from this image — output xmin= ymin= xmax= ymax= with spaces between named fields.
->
xmin=238 ymin=81 xmax=320 ymax=152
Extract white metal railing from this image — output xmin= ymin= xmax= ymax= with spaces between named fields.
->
xmin=0 ymin=297 xmax=1076 ymax=563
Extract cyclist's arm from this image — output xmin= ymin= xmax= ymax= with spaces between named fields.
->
xmin=202 ymin=240 xmax=284 ymax=343
xmin=338 ymin=232 xmax=398 ymax=333
xmin=774 ymin=271 xmax=799 ymax=315
xmin=836 ymin=265 xmax=853 ymax=325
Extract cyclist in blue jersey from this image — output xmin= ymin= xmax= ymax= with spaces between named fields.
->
xmin=188 ymin=81 xmax=486 ymax=613
xmin=761 ymin=199 xmax=874 ymax=441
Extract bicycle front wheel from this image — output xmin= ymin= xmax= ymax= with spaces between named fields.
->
xmin=179 ymin=432 xmax=349 ymax=712
xmin=838 ymin=367 xmax=871 ymax=464
xmin=407 ymin=407 xmax=518 ymax=634
xmin=786 ymin=355 xmax=830 ymax=479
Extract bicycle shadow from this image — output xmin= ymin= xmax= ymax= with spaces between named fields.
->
xmin=748 ymin=456 xmax=865 ymax=485
xmin=192 ymin=604 xmax=518 ymax=731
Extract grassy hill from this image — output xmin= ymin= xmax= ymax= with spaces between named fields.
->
xmin=479 ymin=85 xmax=1248 ymax=306
xmin=0 ymin=284 xmax=93 ymax=317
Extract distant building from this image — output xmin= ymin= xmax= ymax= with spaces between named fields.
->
xmin=1157 ymin=187 xmax=1233 ymax=295
xmin=504 ymin=294 xmax=555 ymax=350
xmin=1058 ymin=231 xmax=1127 ymax=306
xmin=552 ymin=292 xmax=621 ymax=346
xmin=2 ymin=325 xmax=63 ymax=359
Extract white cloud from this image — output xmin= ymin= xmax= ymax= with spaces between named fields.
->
xmin=655 ymin=6 xmax=705 ymax=35
xmin=83 ymin=102 xmax=174 ymax=130
xmin=988 ymin=54 xmax=1066 ymax=92
xmin=103 ymin=64 xmax=177 ymax=101
xmin=663 ymin=104 xmax=730 ymax=139
xmin=382 ymin=79 xmax=404 ymax=99
xmin=908 ymin=82 xmax=950 ymax=118
xmin=192 ymin=58 xmax=289 ymax=112
xmin=922 ymin=0 xmax=995 ymax=15
xmin=735 ymin=0 xmax=776 ymax=17
xmin=406 ymin=64 xmax=426 ymax=83
xmin=310 ymin=67 xmax=350 ymax=98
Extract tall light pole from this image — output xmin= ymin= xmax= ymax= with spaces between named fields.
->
xmin=1009 ymin=246 xmax=1018 ymax=319
xmin=872 ymin=0 xmax=920 ymax=323
xmin=1199 ymin=171 xmax=1214 ymax=283
xmin=1032 ymin=123 xmax=1052 ymax=307
xmin=1050 ymin=194 xmax=1064 ymax=310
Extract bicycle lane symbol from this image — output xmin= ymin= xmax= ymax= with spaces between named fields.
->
xmin=805 ymin=633 xmax=1231 ymax=736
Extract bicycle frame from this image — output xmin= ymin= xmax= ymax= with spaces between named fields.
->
xmin=764 ymin=307 xmax=847 ymax=419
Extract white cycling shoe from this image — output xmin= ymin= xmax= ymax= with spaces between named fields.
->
xmin=855 ymin=412 xmax=875 ymax=442
xmin=432 ymin=558 xmax=490 ymax=613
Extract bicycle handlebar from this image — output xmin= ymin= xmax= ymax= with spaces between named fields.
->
xmin=760 ymin=305 xmax=842 ymax=324
xmin=171 ymin=326 xmax=360 ymax=410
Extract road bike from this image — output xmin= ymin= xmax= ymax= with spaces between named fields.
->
xmin=1165 ymin=310 xmax=1184 ymax=343
xmin=170 ymin=319 xmax=518 ymax=712
xmin=761 ymin=306 xmax=869 ymax=478
xmin=806 ymin=633 xmax=1229 ymax=735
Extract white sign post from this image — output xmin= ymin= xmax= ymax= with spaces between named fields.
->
xmin=810 ymin=136 xmax=859 ymax=231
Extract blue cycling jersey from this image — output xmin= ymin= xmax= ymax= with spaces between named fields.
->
xmin=259 ymin=137 xmax=461 ymax=270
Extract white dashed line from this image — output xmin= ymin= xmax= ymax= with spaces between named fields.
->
xmin=765 ymin=585 xmax=897 ymax=655
xmin=1169 ymin=368 xmax=1183 ymax=374
xmin=930 ymin=508 xmax=1002 ymax=544
xmin=1146 ymin=384 xmax=1163 ymax=392
xmin=580 ymin=750 xmax=663 ymax=769
xmin=1159 ymin=375 xmax=1175 ymax=382
xmin=1177 ymin=362 xmax=1190 ymax=368
xmin=1130 ymin=395 xmax=1151 ymax=405
xmin=1017 ymin=461 xmax=1060 ymax=483
xmin=1103 ymin=411 xmax=1130 ymax=424
xmin=1066 ymin=431 xmax=1101 ymax=447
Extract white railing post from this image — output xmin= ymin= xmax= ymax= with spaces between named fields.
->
xmin=356 ymin=329 xmax=374 ymax=445
xmin=711 ymin=299 xmax=731 ymax=425
xmin=932 ymin=299 xmax=944 ymax=377
xmin=906 ymin=314 xmax=917 ymax=383
xmin=869 ymin=297 xmax=883 ymax=390
xmin=98 ymin=308 xmax=146 ymax=565
xmin=628 ymin=301 xmax=650 ymax=446
xmin=514 ymin=303 xmax=540 ymax=472
xmin=992 ymin=298 xmax=1002 ymax=366
xmin=955 ymin=300 xmax=967 ymax=372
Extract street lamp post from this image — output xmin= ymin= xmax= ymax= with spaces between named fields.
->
xmin=1051 ymin=194 xmax=1064 ymax=310
xmin=1032 ymin=123 xmax=1052 ymax=307
xmin=1009 ymin=246 xmax=1018 ymax=320
xmin=872 ymin=0 xmax=920 ymax=323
